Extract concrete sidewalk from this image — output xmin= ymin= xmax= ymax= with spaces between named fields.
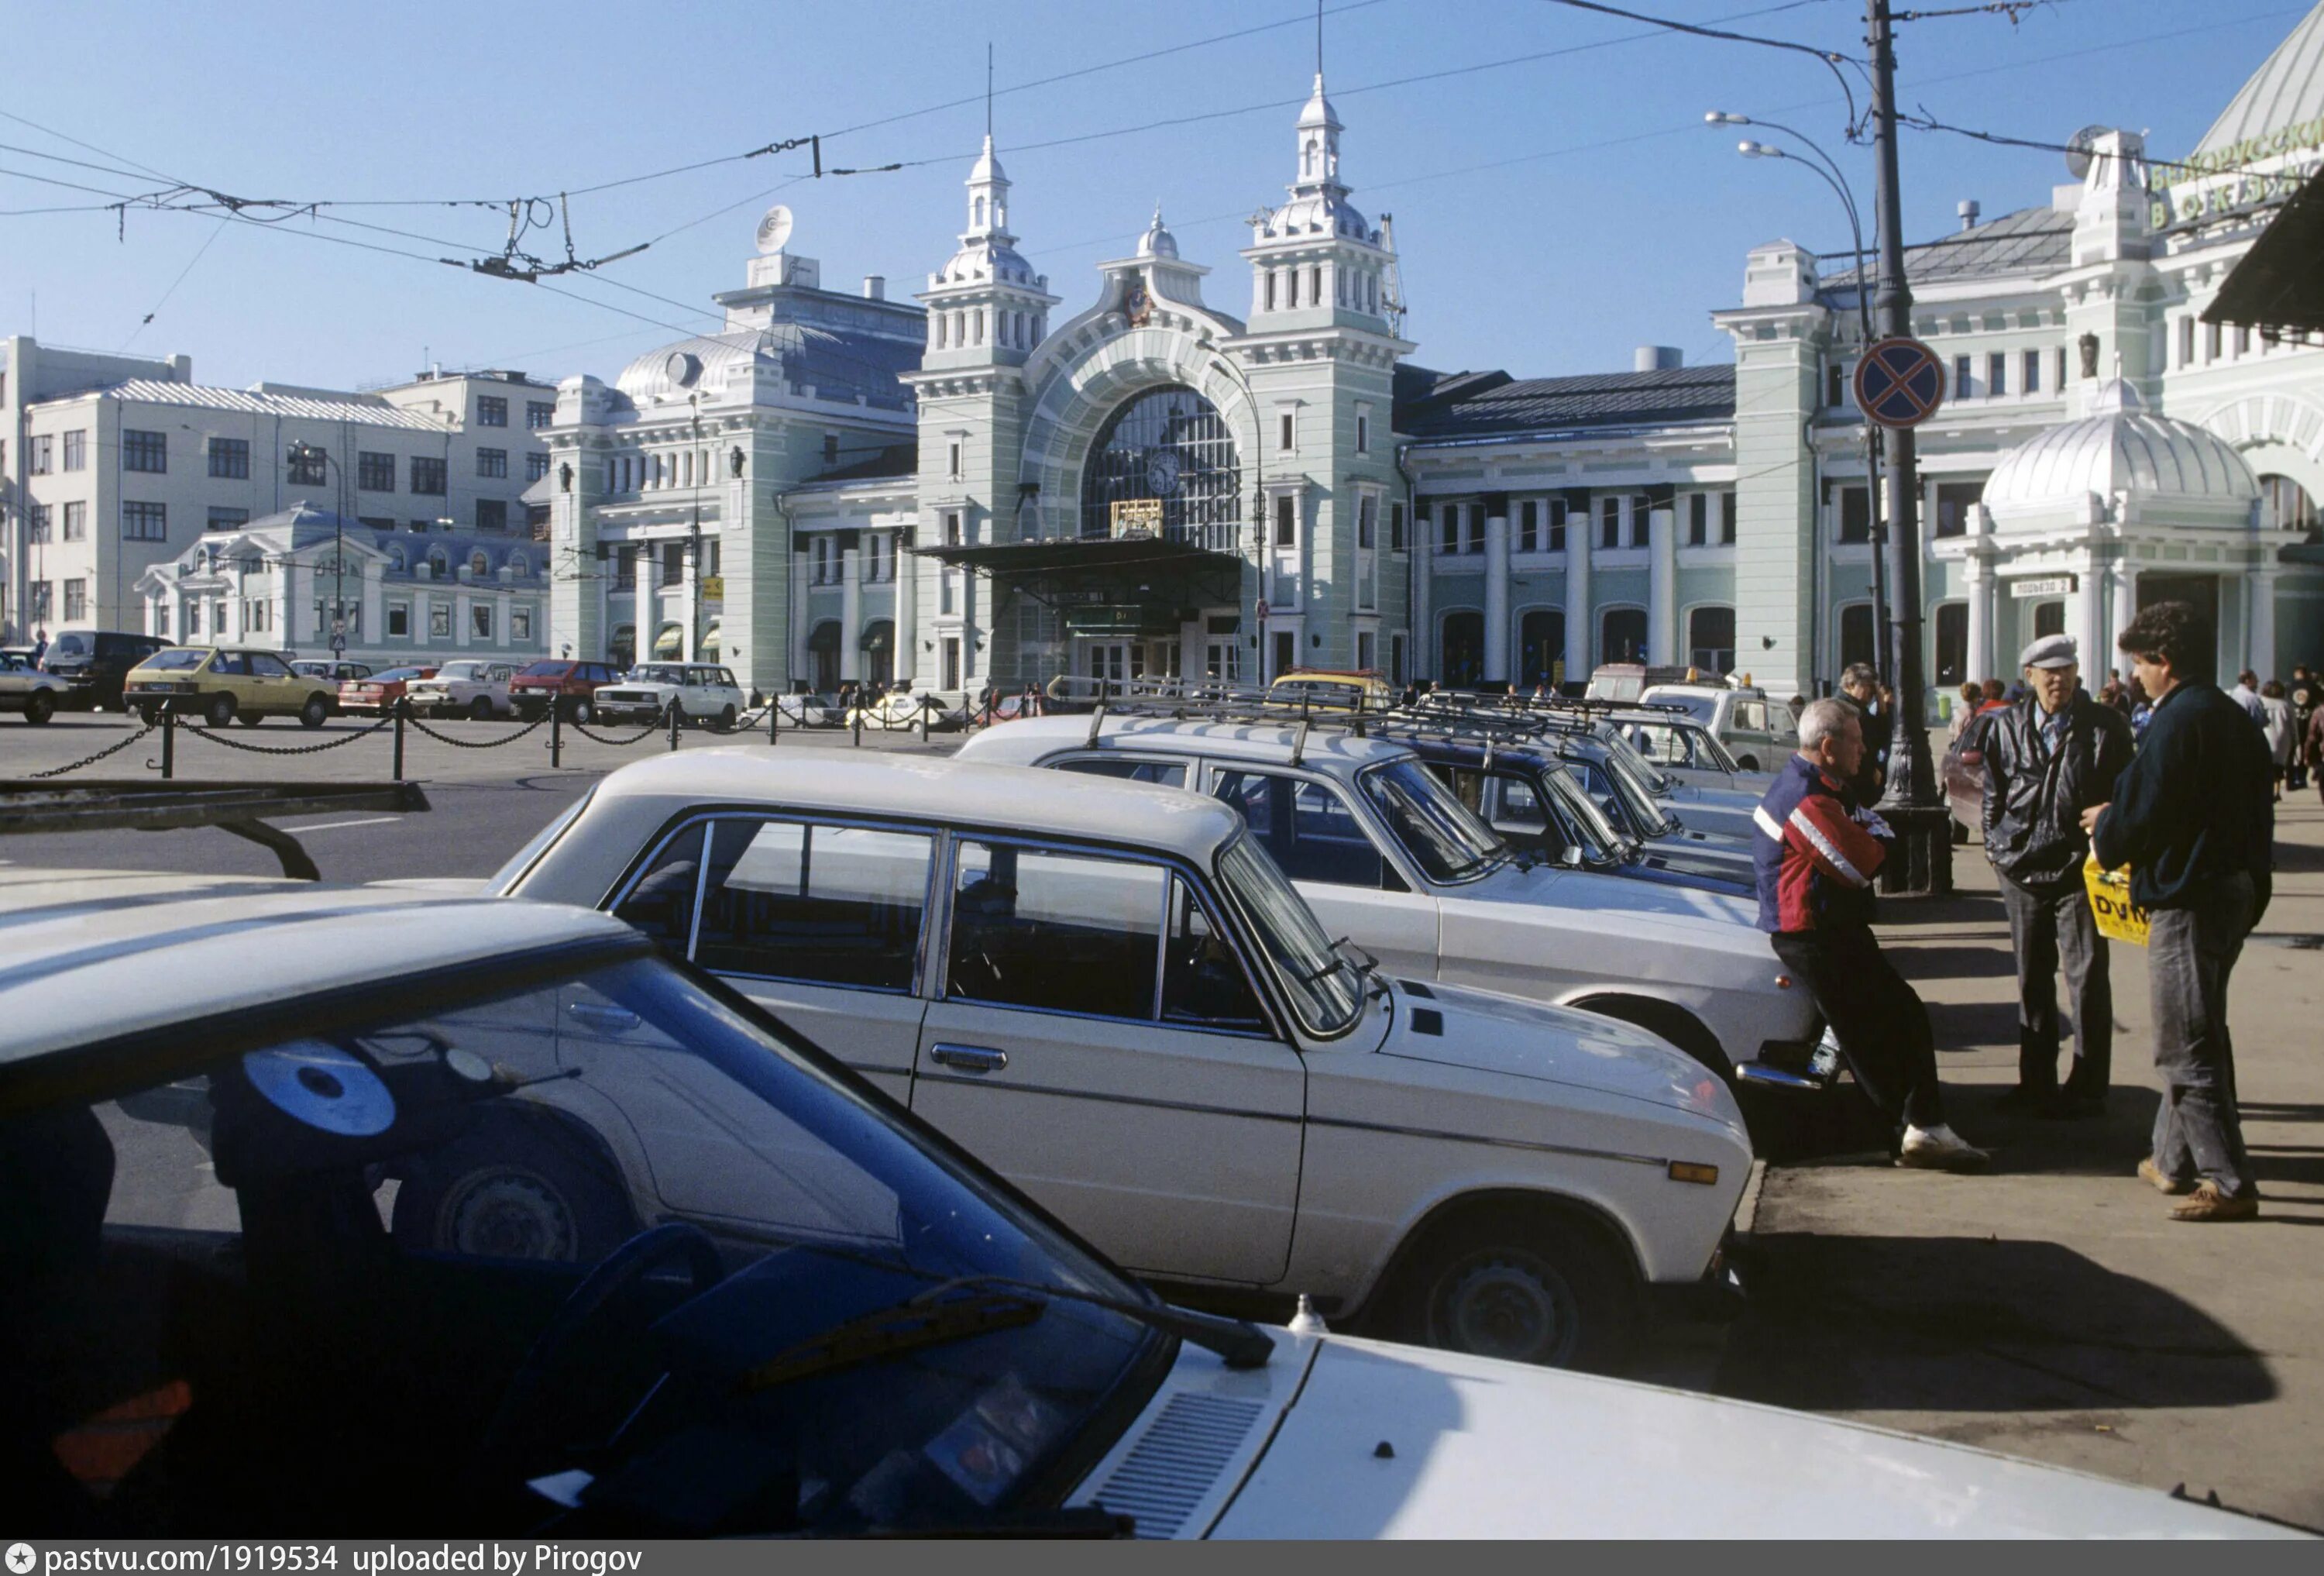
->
xmin=1720 ymin=793 xmax=2324 ymax=1531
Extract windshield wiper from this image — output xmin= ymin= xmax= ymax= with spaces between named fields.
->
xmin=742 ymin=1288 xmax=1048 ymax=1393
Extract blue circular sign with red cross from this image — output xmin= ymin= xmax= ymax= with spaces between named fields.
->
xmin=1853 ymin=336 xmax=1948 ymax=429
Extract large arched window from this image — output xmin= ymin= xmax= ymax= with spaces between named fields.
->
xmin=2260 ymin=473 xmax=2316 ymax=533
xmin=1686 ymin=605 xmax=1736 ymax=676
xmin=1600 ymin=607 xmax=1648 ymax=665
xmin=1080 ymin=384 xmax=1242 ymax=547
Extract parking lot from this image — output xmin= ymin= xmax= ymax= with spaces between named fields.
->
xmin=7 ymin=710 xmax=2321 ymax=1529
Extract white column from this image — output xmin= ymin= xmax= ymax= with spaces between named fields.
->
xmin=892 ymin=532 xmax=917 ymax=684
xmin=1965 ymin=559 xmax=1993 ymax=686
xmin=839 ymin=539 xmax=863 ymax=683
xmin=1482 ymin=504 xmax=1511 ymax=684
xmin=2249 ymin=565 xmax=2278 ymax=679
xmin=1648 ymin=505 xmax=1678 ymax=666
xmin=1411 ymin=506 xmax=1433 ymax=679
xmin=790 ymin=549 xmax=810 ymax=681
xmin=1563 ymin=508 xmax=1592 ymax=686
xmin=2075 ymin=558 xmax=2105 ymax=680
xmin=2109 ymin=561 xmax=2137 ymax=684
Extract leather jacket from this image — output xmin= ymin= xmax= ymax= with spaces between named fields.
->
xmin=1982 ymin=693 xmax=2134 ymax=890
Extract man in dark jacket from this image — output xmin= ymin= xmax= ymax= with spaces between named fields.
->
xmin=1755 ymin=699 xmax=1985 ymax=1170
xmin=1835 ymin=662 xmax=1887 ymax=802
xmin=2084 ymin=602 xmax=2274 ymax=1223
xmin=1983 ymin=635 xmax=2135 ymax=1118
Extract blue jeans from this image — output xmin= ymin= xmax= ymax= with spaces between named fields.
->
xmin=2147 ymin=872 xmax=2257 ymax=1198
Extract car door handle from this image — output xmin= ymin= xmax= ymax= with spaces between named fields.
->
xmin=930 ymin=1043 xmax=1009 ymax=1074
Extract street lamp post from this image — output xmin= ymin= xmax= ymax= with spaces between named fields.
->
xmin=1862 ymin=0 xmax=1949 ymax=893
xmin=1716 ymin=112 xmax=1892 ymax=690
xmin=287 ymin=440 xmax=347 ymax=659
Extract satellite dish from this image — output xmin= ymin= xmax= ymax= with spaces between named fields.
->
xmin=755 ymin=204 xmax=794 ymax=256
xmin=2064 ymin=126 xmax=2109 ymax=181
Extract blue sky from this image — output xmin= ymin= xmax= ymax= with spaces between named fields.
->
xmin=0 ymin=0 xmax=2309 ymax=390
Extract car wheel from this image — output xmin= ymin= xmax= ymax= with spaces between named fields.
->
xmin=300 ymin=693 xmax=330 ymax=729
xmin=390 ymin=1119 xmax=638 ymax=1264
xmin=204 ymin=693 xmax=236 ymax=728
xmin=1736 ymin=755 xmax=1759 ymax=772
xmin=569 ymin=697 xmax=594 ymax=726
xmin=1394 ymin=1213 xmax=1635 ymax=1372
xmin=716 ymin=704 xmax=737 ymax=731
xmin=138 ymin=706 xmax=161 ymax=726
xmin=235 ymin=712 xmax=266 ymax=728
xmin=25 ymin=691 xmax=54 ymax=724
xmin=469 ymin=696 xmax=494 ymax=721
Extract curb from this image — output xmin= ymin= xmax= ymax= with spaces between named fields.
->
xmin=1731 ymin=1157 xmax=1770 ymax=1245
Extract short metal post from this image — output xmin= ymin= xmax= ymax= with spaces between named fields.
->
xmin=668 ymin=703 xmax=682 ymax=753
xmin=393 ymin=699 xmax=407 ymax=783
xmin=920 ymin=695 xmax=930 ymax=743
xmin=160 ymin=702 xmax=175 ymax=779
xmin=549 ymin=704 xmax=563 ymax=769
xmin=852 ymin=705 xmax=863 ymax=748
xmin=768 ymin=693 xmax=780 ymax=745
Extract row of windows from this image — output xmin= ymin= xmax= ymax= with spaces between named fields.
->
xmin=610 ymin=539 xmax=724 ymax=590
xmin=1826 ymin=477 xmax=1985 ymax=542
xmin=1435 ymin=605 xmax=1739 ymax=687
xmin=18 ymin=497 xmax=525 ymax=551
xmin=1422 ymin=493 xmax=1737 ymax=554
xmin=474 ymin=395 xmax=556 ymax=429
xmin=605 ymin=448 xmax=729 ymax=493
xmin=150 ymin=596 xmax=534 ymax=645
xmin=1824 ymin=348 xmax=2063 ymax=408
xmin=805 ymin=533 xmax=900 ymax=585
xmin=2174 ymin=314 xmax=2298 ymax=369
xmin=1271 ymin=408 xmax=1373 ymax=456
xmin=22 ymin=432 xmax=89 ymax=473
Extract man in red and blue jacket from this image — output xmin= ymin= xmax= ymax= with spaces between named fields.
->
xmin=1755 ymin=698 xmax=1987 ymax=1170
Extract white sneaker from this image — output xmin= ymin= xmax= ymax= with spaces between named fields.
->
xmin=1896 ymin=1123 xmax=1989 ymax=1172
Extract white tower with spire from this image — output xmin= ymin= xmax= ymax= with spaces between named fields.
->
xmin=1229 ymin=53 xmax=1413 ymax=679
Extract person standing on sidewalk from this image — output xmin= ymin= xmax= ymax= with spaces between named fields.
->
xmin=2084 ymin=601 xmax=2275 ymax=1223
xmin=1755 ymin=699 xmax=1987 ymax=1171
xmin=1982 ymin=635 xmax=2134 ymax=1119
xmin=2288 ymin=664 xmax=2317 ymax=792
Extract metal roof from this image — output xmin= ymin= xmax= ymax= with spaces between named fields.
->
xmin=617 ymin=323 xmax=920 ymax=413
xmin=2205 ymin=167 xmax=2324 ymax=332
xmin=1822 ymin=204 xmax=2073 ymax=291
xmin=91 ymin=380 xmax=449 ymax=430
xmin=1982 ymin=380 xmax=2260 ymax=515
xmin=810 ymin=442 xmax=919 ymax=483
xmin=1399 ymin=364 xmax=1736 ymax=441
xmin=2195 ymin=2 xmax=2324 ymax=157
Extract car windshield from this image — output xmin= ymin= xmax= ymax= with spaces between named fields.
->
xmin=1536 ymin=762 xmax=1631 ymax=861
xmin=628 ymin=665 xmax=686 ymax=684
xmin=1216 ymin=834 xmax=1365 ymax=1035
xmin=147 ymin=648 xmax=208 ymax=671
xmin=517 ymin=662 xmax=572 ymax=678
xmin=17 ymin=953 xmax=1164 ymax=1536
xmin=369 ymin=668 xmax=426 ymax=683
xmin=1357 ymin=758 xmax=1507 ymax=883
xmin=1593 ymin=742 xmax=1677 ymax=836
xmin=50 ymin=632 xmax=91 ymax=657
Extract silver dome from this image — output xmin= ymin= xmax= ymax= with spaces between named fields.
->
xmin=1982 ymin=380 xmax=2259 ymax=518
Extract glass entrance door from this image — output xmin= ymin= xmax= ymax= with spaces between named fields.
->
xmin=1079 ymin=640 xmax=1139 ymax=684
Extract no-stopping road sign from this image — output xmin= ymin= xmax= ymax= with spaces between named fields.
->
xmin=1853 ymin=336 xmax=1948 ymax=429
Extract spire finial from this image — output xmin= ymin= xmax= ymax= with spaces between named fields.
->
xmin=1316 ymin=0 xmax=1324 ymax=79
xmin=985 ymin=42 xmax=993 ymax=140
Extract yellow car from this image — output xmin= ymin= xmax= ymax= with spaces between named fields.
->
xmin=125 ymin=645 xmax=339 ymax=729
xmin=1267 ymin=666 xmax=1395 ymax=714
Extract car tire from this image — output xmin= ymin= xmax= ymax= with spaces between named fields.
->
xmin=389 ymin=1117 xmax=638 ymax=1264
xmin=469 ymin=696 xmax=494 ymax=721
xmin=569 ymin=697 xmax=594 ymax=726
xmin=1390 ymin=1211 xmax=1635 ymax=1372
xmin=204 ymin=693 xmax=236 ymax=728
xmin=299 ymin=693 xmax=330 ymax=729
xmin=138 ymin=706 xmax=162 ymax=726
xmin=25 ymin=691 xmax=54 ymax=724
xmin=235 ymin=713 xmax=266 ymax=728
xmin=716 ymin=704 xmax=737 ymax=732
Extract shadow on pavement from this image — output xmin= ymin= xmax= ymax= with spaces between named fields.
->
xmin=1880 ymin=944 xmax=2020 ymax=981
xmin=1717 ymin=1231 xmax=2277 ymax=1413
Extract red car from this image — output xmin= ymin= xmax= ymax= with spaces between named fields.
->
xmin=339 ymin=666 xmax=438 ymax=715
xmin=508 ymin=659 xmax=621 ymax=724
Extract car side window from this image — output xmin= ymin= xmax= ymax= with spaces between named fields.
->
xmin=695 ymin=818 xmax=933 ymax=992
xmin=611 ymin=822 xmax=710 ymax=951
xmin=1052 ymin=755 xmax=1188 ymax=790
xmin=1162 ymin=876 xmax=1267 ymax=1033
xmin=249 ymin=653 xmax=292 ymax=679
xmin=211 ymin=653 xmax=250 ymax=677
xmin=1734 ymin=702 xmax=1765 ymax=732
xmin=946 ymin=839 xmax=1164 ymax=1021
xmin=1211 ymin=769 xmax=1387 ymax=889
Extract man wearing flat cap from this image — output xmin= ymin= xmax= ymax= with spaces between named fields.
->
xmin=1982 ymin=634 xmax=2135 ymax=1117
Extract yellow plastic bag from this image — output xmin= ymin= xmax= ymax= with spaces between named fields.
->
xmin=2084 ymin=854 xmax=2149 ymax=946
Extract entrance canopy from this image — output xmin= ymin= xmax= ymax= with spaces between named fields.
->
xmin=916 ymin=536 xmax=1245 ymax=637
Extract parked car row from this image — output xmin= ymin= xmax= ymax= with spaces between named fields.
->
xmin=2 ymin=860 xmax=2281 ymax=1538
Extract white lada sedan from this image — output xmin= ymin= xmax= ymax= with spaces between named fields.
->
xmin=500 ymin=749 xmax=1751 ymax=1371
xmin=2 ymin=870 xmax=2285 ymax=1538
xmin=958 ymin=717 xmax=1819 ymax=1083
